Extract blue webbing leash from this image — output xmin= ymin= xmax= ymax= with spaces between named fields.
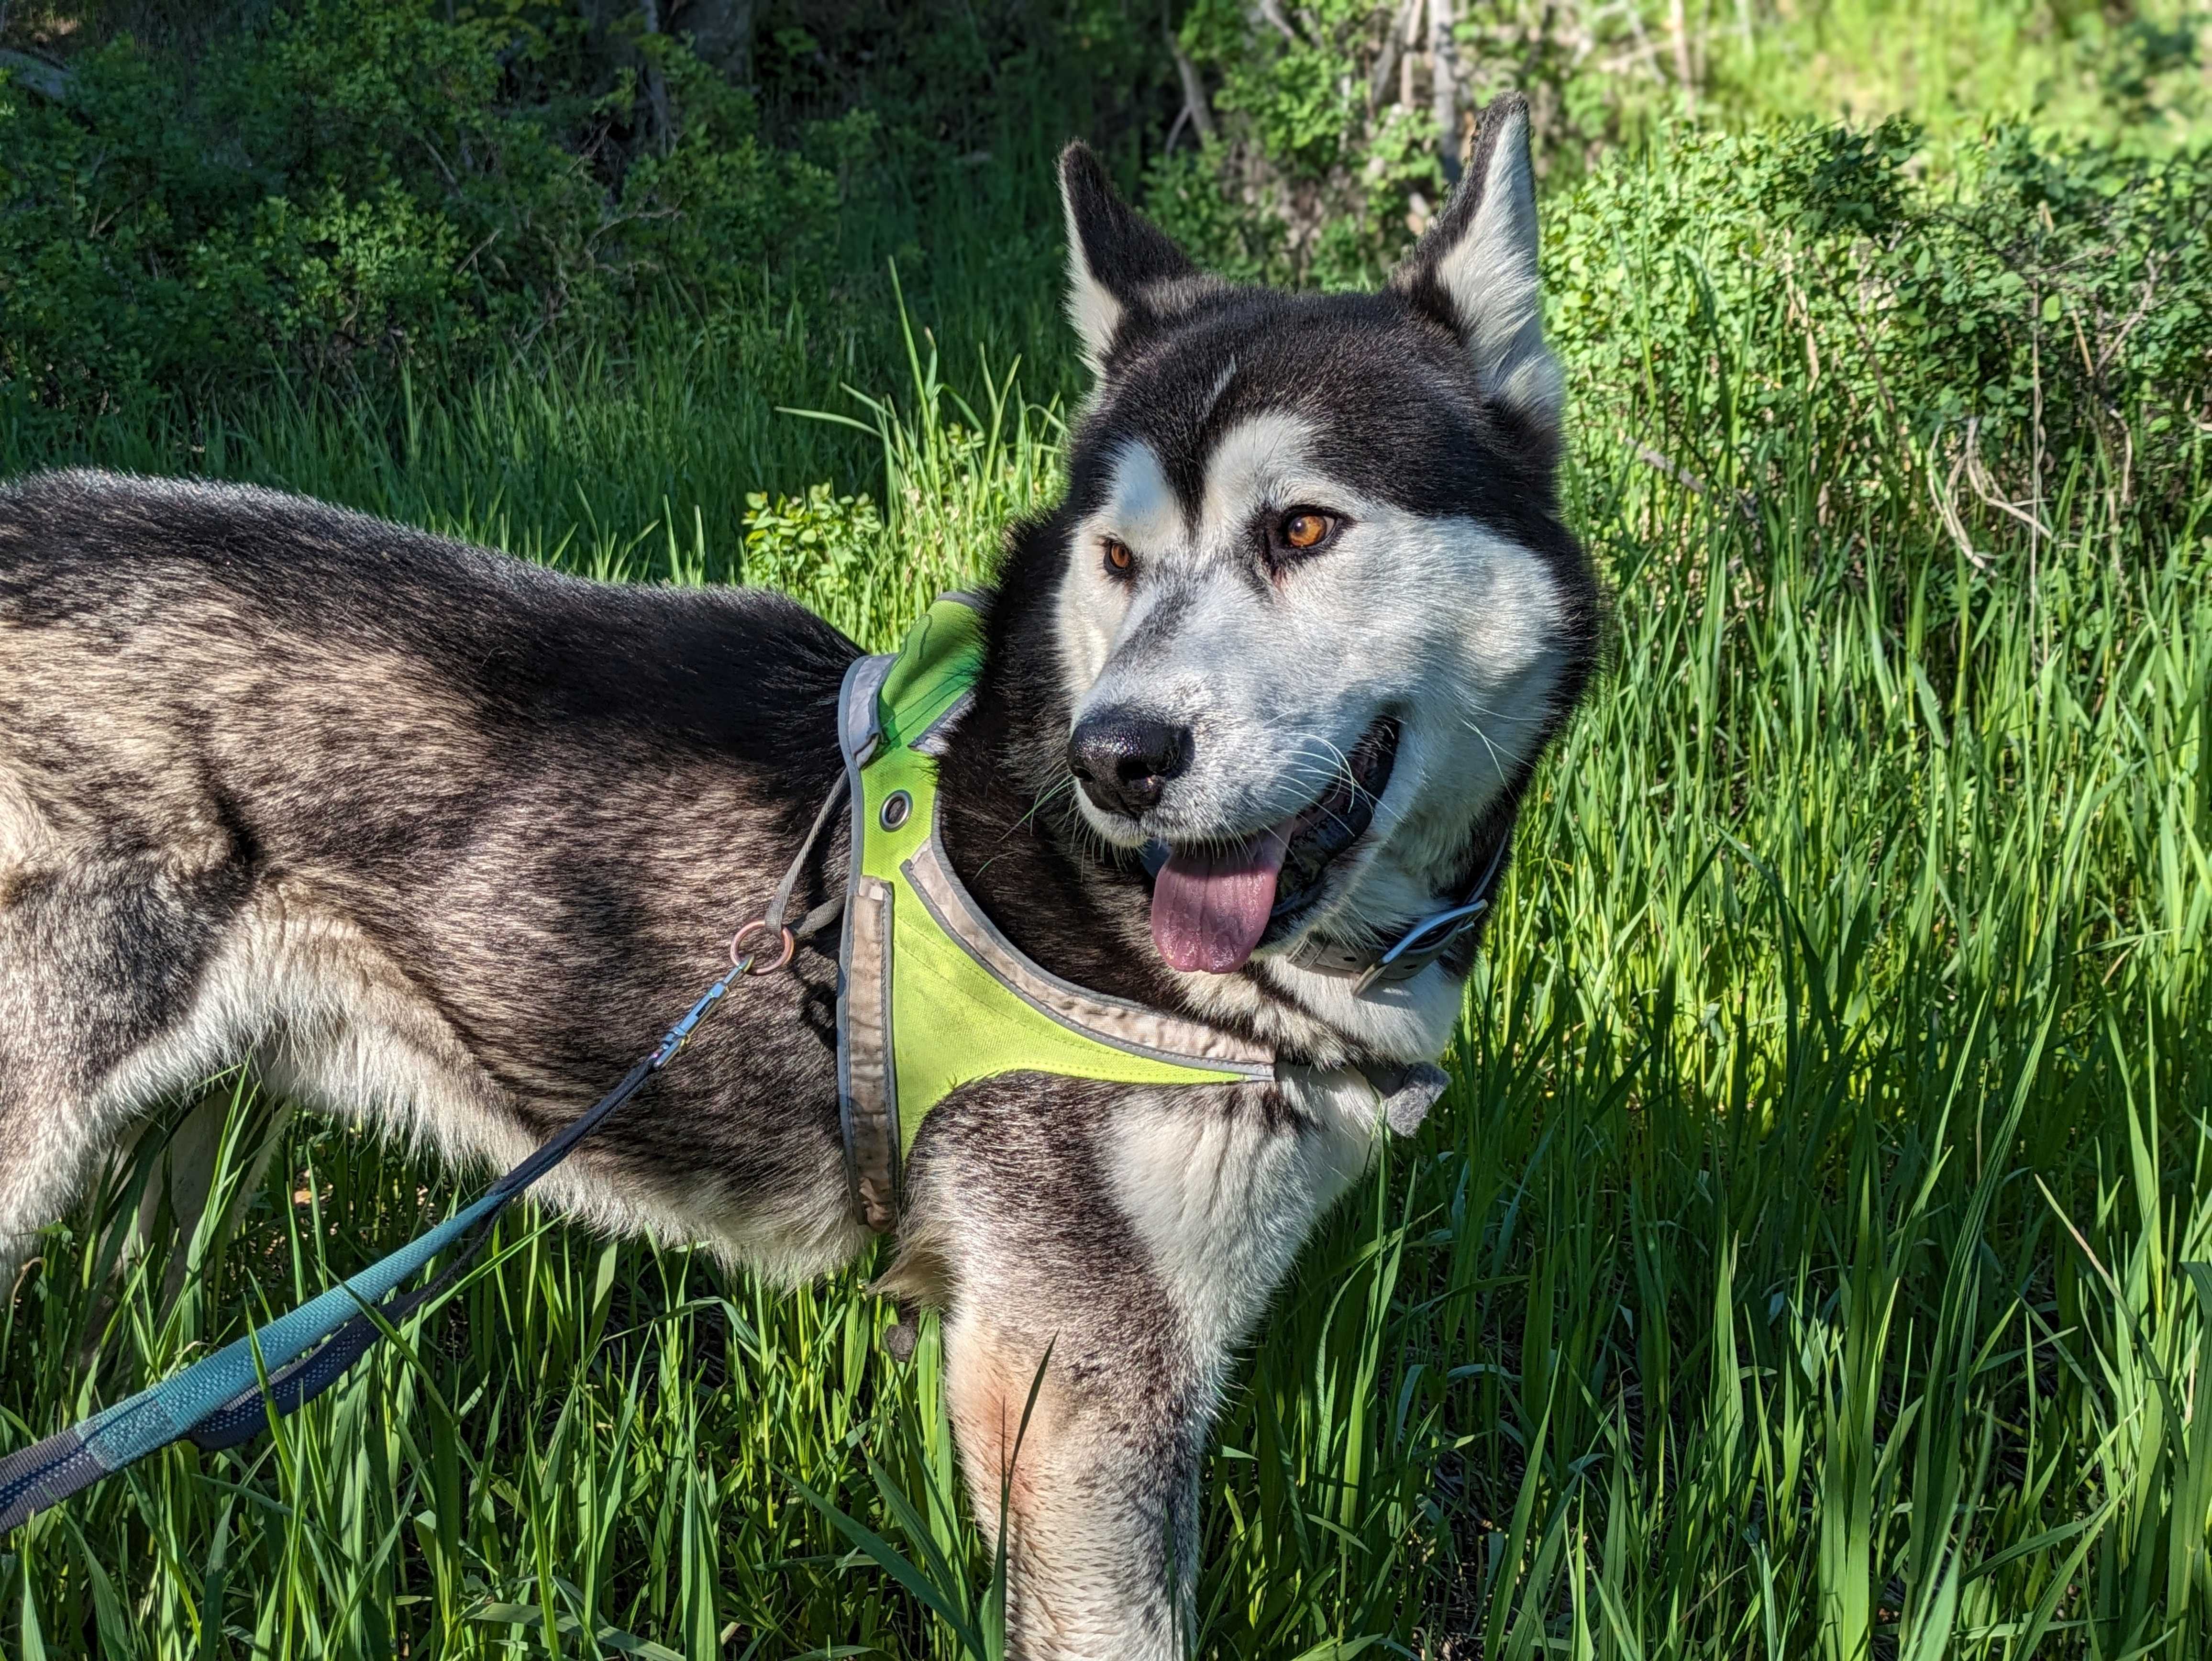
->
xmin=0 ymin=778 xmax=850 ymax=1535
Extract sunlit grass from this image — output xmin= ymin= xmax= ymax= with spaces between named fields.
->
xmin=2 ymin=143 xmax=2208 ymax=1661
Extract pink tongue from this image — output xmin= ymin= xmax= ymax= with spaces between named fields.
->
xmin=1150 ymin=830 xmax=1289 ymax=974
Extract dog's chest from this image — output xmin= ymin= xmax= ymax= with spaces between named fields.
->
xmin=1094 ymin=1067 xmax=1388 ymax=1370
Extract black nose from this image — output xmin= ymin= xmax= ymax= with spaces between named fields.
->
xmin=1067 ymin=709 xmax=1191 ymax=819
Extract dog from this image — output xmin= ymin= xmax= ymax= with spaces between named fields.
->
xmin=0 ymin=93 xmax=1596 ymax=1658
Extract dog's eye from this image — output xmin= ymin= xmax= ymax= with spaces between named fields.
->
xmin=1103 ymin=538 xmax=1134 ymax=576
xmin=1280 ymin=510 xmax=1335 ymax=552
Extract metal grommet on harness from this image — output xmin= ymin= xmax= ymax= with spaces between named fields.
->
xmin=879 ymin=789 xmax=912 ymax=831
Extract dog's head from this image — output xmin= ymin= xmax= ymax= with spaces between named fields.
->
xmin=1008 ymin=95 xmax=1597 ymax=1036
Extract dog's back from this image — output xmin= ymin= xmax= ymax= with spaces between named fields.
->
xmin=0 ymin=469 xmax=850 ymax=860
xmin=0 ymin=470 xmax=863 ymax=1278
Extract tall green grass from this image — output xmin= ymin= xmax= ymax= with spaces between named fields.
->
xmin=2 ymin=148 xmax=2208 ymax=1661
xmin=0 ymin=293 xmax=1062 ymax=595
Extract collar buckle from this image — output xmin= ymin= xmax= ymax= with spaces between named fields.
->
xmin=1289 ymin=838 xmax=1509 ymax=994
xmin=1349 ymin=895 xmax=1493 ymax=995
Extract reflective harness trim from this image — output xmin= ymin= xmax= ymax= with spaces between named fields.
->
xmin=834 ymin=596 xmax=1275 ymax=1231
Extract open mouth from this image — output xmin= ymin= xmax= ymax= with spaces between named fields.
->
xmin=1145 ymin=717 xmax=1400 ymax=974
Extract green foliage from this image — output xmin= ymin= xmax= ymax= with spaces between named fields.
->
xmin=1149 ymin=0 xmax=2211 ymax=289
xmin=1899 ymin=129 xmax=2212 ymax=462
xmin=1760 ymin=116 xmax=1920 ymax=240
xmin=1551 ymin=119 xmax=2212 ymax=547
xmin=1699 ymin=0 xmax=2212 ymax=155
xmin=0 ymin=0 xmax=837 ymax=423
xmin=610 ymin=49 xmax=840 ymax=307
xmin=741 ymin=482 xmax=884 ymax=611
xmin=1130 ymin=144 xmax=1280 ymax=288
xmin=1157 ymin=0 xmax=1443 ymax=290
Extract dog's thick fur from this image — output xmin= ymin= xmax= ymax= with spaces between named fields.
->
xmin=0 ymin=97 xmax=1595 ymax=1657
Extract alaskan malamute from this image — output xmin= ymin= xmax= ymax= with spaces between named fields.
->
xmin=0 ymin=94 xmax=1596 ymax=1658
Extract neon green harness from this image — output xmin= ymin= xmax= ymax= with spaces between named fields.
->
xmin=833 ymin=595 xmax=1276 ymax=1229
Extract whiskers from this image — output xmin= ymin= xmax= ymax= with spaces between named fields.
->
xmin=1025 ymin=765 xmax=1144 ymax=869
xmin=1018 ymin=770 xmax=1083 ymax=832
xmin=1453 ymin=684 xmax=1529 ymax=779
xmin=1278 ymin=728 xmax=1384 ymax=840
xmin=1035 ymin=722 xmax=1395 ymax=864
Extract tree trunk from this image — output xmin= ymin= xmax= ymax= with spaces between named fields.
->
xmin=676 ymin=0 xmax=755 ymax=81
xmin=1167 ymin=26 xmax=1218 ymax=144
xmin=1430 ymin=0 xmax=1460 ymax=184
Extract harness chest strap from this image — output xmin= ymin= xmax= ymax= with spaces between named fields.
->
xmin=833 ymin=597 xmax=1283 ymax=1231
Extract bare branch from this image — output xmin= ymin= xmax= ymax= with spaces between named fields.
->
xmin=1925 ymin=433 xmax=1992 ymax=570
xmin=1252 ymin=0 xmax=1299 ymax=42
xmin=1167 ymin=28 xmax=1218 ymax=144
xmin=1367 ymin=0 xmax=1422 ymax=111
xmin=1961 ymin=416 xmax=2052 ymax=540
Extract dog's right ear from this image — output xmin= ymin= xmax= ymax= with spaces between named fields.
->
xmin=1060 ymin=142 xmax=1211 ymax=374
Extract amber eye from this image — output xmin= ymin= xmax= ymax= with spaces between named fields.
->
xmin=1282 ymin=510 xmax=1334 ymax=551
xmin=1103 ymin=538 xmax=1134 ymax=575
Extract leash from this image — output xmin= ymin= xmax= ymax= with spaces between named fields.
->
xmin=0 ymin=776 xmax=849 ymax=1536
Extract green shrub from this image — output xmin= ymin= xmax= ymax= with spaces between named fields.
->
xmin=1150 ymin=0 xmax=1445 ymax=290
xmin=1146 ymin=0 xmax=2211 ymax=299
xmin=741 ymin=482 xmax=884 ymax=610
xmin=0 ymin=0 xmax=838 ymax=423
xmin=1549 ymin=120 xmax=2212 ymax=532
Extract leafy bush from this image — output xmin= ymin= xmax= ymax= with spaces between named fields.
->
xmin=0 ymin=0 xmax=838 ymax=421
xmin=1549 ymin=119 xmax=2212 ymax=533
xmin=1147 ymin=0 xmax=2210 ymax=298
xmin=741 ymin=481 xmax=883 ymax=609
xmin=1149 ymin=0 xmax=1445 ymax=290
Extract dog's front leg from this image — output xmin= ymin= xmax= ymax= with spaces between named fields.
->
xmin=940 ymin=1290 xmax=1203 ymax=1661
xmin=902 ymin=1073 xmax=1374 ymax=1660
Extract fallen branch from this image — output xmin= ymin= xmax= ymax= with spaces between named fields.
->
xmin=1961 ymin=415 xmax=2051 ymax=541
xmin=1925 ymin=432 xmax=1992 ymax=571
xmin=0 ymin=48 xmax=70 ymax=100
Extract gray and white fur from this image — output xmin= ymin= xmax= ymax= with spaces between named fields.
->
xmin=0 ymin=94 xmax=1596 ymax=1659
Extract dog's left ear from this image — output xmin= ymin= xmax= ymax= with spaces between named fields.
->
xmin=1389 ymin=94 xmax=1563 ymax=442
xmin=1060 ymin=142 xmax=1213 ymax=374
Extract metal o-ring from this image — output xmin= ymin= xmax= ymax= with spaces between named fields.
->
xmin=730 ymin=918 xmax=797 ymax=975
xmin=879 ymin=790 xmax=912 ymax=831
